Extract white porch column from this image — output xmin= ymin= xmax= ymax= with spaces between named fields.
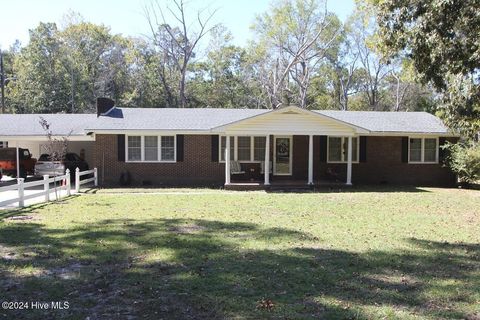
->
xmin=346 ymin=136 xmax=353 ymax=185
xmin=225 ymin=136 xmax=231 ymax=185
xmin=16 ymin=141 xmax=20 ymax=178
xmin=308 ymin=134 xmax=313 ymax=185
xmin=264 ymin=134 xmax=270 ymax=185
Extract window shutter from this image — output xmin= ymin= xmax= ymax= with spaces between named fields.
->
xmin=211 ymin=135 xmax=219 ymax=162
xmin=117 ymin=135 xmax=125 ymax=162
xmin=359 ymin=136 xmax=367 ymax=163
xmin=438 ymin=137 xmax=447 ymax=163
xmin=176 ymin=135 xmax=184 ymax=162
xmin=401 ymin=137 xmax=409 ymax=163
xmin=319 ymin=135 xmax=327 ymax=163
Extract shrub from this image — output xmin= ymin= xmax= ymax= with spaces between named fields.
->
xmin=443 ymin=142 xmax=480 ymax=185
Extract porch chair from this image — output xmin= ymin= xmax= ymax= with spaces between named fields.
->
xmin=260 ymin=161 xmax=273 ymax=174
xmin=326 ymin=167 xmax=341 ymax=182
xmin=230 ymin=161 xmax=245 ymax=175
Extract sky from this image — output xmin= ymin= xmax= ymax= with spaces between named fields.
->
xmin=0 ymin=0 xmax=355 ymax=50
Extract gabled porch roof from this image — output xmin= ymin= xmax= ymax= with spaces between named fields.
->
xmin=211 ymin=105 xmax=370 ymax=136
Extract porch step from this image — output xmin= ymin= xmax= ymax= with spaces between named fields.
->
xmin=267 ymin=184 xmax=314 ymax=192
xmin=224 ymin=183 xmax=264 ymax=191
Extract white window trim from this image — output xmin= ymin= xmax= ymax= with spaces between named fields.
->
xmin=327 ymin=136 xmax=360 ymax=164
xmin=126 ymin=134 xmax=176 ymax=163
xmin=219 ymin=135 xmax=266 ymax=163
xmin=408 ymin=136 xmax=439 ymax=164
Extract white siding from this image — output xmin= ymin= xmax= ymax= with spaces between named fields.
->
xmin=222 ymin=110 xmax=357 ymax=135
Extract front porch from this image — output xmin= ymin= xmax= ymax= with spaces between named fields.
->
xmin=215 ymin=106 xmax=366 ymax=189
xmin=223 ymin=134 xmax=356 ymax=188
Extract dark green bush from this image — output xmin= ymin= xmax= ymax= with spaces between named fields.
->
xmin=443 ymin=142 xmax=480 ymax=185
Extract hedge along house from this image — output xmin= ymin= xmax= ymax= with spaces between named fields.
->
xmin=80 ymin=105 xmax=457 ymax=188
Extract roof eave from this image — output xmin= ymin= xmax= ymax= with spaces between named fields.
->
xmin=365 ymin=131 xmax=459 ymax=137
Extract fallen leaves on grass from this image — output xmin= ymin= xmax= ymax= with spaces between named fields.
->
xmin=256 ymin=298 xmax=275 ymax=311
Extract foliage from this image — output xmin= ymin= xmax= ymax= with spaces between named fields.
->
xmin=0 ymin=1 xmax=453 ymax=114
xmin=373 ymin=0 xmax=480 ymax=138
xmin=251 ymin=0 xmax=342 ymax=108
xmin=146 ymin=0 xmax=218 ymax=108
xmin=189 ymin=27 xmax=257 ymax=108
xmin=374 ymin=0 xmax=480 ymax=89
xmin=38 ymin=116 xmax=70 ymax=199
xmin=443 ymin=142 xmax=480 ymax=184
xmin=9 ymin=23 xmax=70 ymax=113
xmin=436 ymin=74 xmax=480 ymax=139
xmin=5 ymin=19 xmax=166 ymax=113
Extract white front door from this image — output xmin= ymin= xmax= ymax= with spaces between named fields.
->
xmin=274 ymin=136 xmax=292 ymax=175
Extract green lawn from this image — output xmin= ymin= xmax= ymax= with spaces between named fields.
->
xmin=0 ymin=187 xmax=479 ymax=319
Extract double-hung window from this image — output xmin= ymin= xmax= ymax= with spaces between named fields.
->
xmin=144 ymin=136 xmax=158 ymax=161
xmin=161 ymin=136 xmax=175 ymax=161
xmin=327 ymin=136 xmax=358 ymax=163
xmin=127 ymin=136 xmax=142 ymax=161
xmin=126 ymin=135 xmax=176 ymax=162
xmin=237 ymin=136 xmax=251 ymax=161
xmin=253 ymin=137 xmax=266 ymax=161
xmin=220 ymin=136 xmax=267 ymax=162
xmin=409 ymin=137 xmax=438 ymax=163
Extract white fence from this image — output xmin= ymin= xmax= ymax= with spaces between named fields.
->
xmin=0 ymin=167 xmax=97 ymax=208
xmin=75 ymin=168 xmax=98 ymax=193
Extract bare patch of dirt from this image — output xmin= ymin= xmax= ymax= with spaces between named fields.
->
xmin=168 ymin=224 xmax=206 ymax=234
xmin=43 ymin=262 xmax=86 ymax=280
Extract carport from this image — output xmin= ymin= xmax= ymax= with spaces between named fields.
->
xmin=0 ymin=113 xmax=96 ymax=179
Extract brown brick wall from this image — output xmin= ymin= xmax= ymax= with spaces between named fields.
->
xmin=351 ymin=136 xmax=455 ymax=186
xmin=298 ymin=135 xmax=455 ymax=186
xmin=94 ymin=134 xmax=224 ymax=186
xmin=94 ymin=134 xmax=456 ymax=187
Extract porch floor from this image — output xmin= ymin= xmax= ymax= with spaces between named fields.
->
xmin=225 ymin=180 xmax=349 ymax=191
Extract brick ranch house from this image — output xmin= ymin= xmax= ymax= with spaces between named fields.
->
xmin=0 ymin=104 xmax=458 ymax=188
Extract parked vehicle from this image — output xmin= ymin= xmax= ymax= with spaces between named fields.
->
xmin=0 ymin=148 xmax=36 ymax=179
xmin=34 ymin=153 xmax=89 ymax=177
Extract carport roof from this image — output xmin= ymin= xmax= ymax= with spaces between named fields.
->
xmin=0 ymin=113 xmax=96 ymax=137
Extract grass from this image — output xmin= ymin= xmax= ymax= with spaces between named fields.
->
xmin=0 ymin=186 xmax=479 ymax=319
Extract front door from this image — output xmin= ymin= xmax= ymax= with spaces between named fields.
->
xmin=274 ymin=136 xmax=292 ymax=175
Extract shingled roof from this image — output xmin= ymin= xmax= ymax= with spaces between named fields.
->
xmin=0 ymin=113 xmax=97 ymax=136
xmin=85 ymin=107 xmax=267 ymax=131
xmin=316 ymin=110 xmax=449 ymax=134
xmin=0 ymin=107 xmax=452 ymax=136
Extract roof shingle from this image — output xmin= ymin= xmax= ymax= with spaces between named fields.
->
xmin=316 ymin=110 xmax=449 ymax=133
xmin=0 ymin=107 xmax=451 ymax=136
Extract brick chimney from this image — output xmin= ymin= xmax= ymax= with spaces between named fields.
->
xmin=96 ymin=97 xmax=115 ymax=117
